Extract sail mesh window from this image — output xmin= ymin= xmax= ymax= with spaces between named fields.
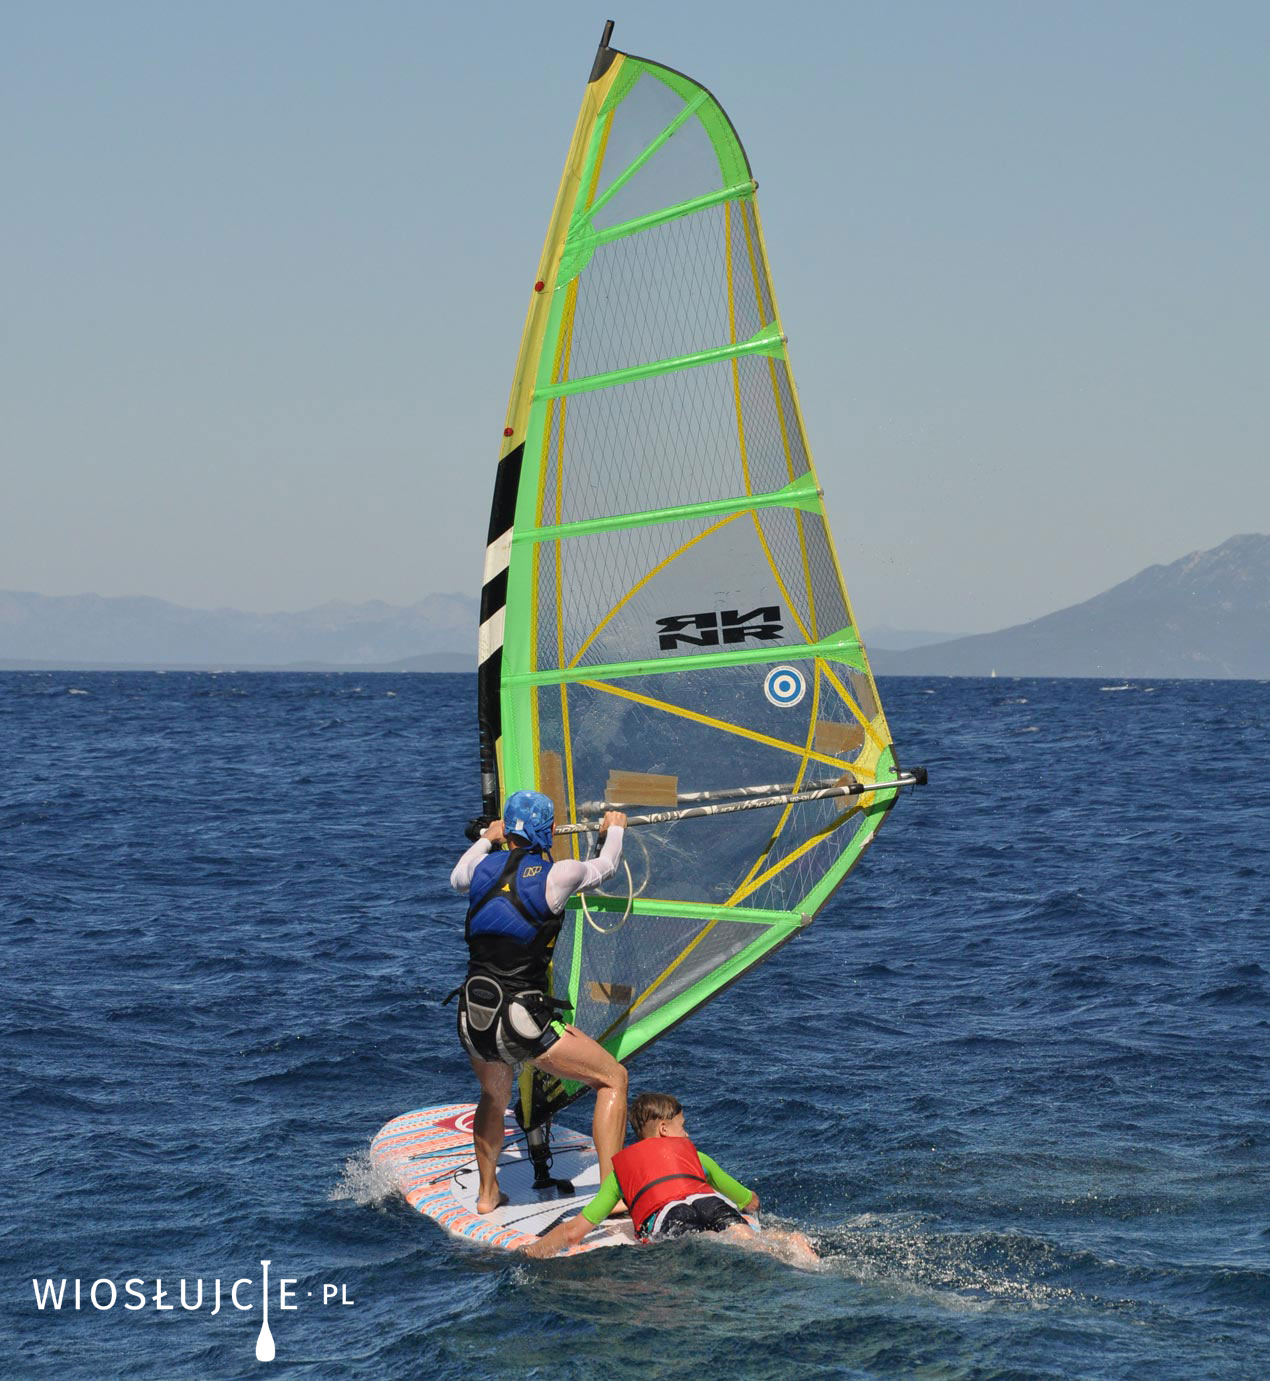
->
xmin=568 ymin=206 xmax=761 ymax=378
xmin=532 ymin=509 xmax=821 ymax=672
xmin=538 ymin=356 xmax=812 ymax=525
xmin=589 ymin=80 xmax=726 ymax=232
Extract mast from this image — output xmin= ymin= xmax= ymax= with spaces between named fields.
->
xmin=477 ymin=19 xmax=624 ymax=820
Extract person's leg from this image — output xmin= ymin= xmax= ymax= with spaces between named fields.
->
xmin=752 ymin=1227 xmax=819 ymax=1267
xmin=647 ymin=1199 xmax=817 ymax=1266
xmin=693 ymin=1196 xmax=818 ymax=1267
xmin=468 ymin=1053 xmax=515 ymax=1213
xmin=531 ymin=1025 xmax=628 ymax=1181
xmin=720 ymin=1223 xmax=818 ymax=1267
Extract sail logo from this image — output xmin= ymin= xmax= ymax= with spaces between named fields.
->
xmin=764 ymin=665 xmax=807 ymax=707
xmin=655 ymin=606 xmax=783 ymax=651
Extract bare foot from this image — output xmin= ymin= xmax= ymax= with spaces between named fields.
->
xmin=476 ymin=1190 xmax=509 ymax=1214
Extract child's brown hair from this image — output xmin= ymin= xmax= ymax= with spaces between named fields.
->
xmin=628 ymin=1091 xmax=682 ymax=1136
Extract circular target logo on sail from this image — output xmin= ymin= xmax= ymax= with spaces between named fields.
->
xmin=764 ymin=665 xmax=806 ymax=707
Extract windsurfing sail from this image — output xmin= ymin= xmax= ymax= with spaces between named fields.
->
xmin=476 ymin=22 xmax=921 ymax=1126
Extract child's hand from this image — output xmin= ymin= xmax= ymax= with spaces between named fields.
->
xmin=522 ymin=1213 xmax=589 ymax=1257
xmin=482 ymin=819 xmax=506 ymax=844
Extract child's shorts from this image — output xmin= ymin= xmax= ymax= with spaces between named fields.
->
xmin=647 ymin=1193 xmax=747 ymax=1239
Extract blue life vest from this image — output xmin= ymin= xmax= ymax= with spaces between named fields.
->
xmin=464 ymin=847 xmax=561 ymax=985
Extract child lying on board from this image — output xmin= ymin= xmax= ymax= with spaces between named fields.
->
xmin=521 ymin=1091 xmax=817 ymax=1265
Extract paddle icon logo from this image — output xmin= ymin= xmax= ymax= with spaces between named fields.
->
xmin=255 ymin=1260 xmax=275 ymax=1362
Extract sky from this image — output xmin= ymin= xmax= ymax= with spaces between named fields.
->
xmin=3 ymin=1 xmax=1267 ymax=635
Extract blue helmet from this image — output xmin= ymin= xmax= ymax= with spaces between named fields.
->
xmin=503 ymin=789 xmax=555 ymax=851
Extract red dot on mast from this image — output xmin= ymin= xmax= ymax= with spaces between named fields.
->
xmin=503 ymin=427 xmax=514 ymax=437
xmin=534 ymin=281 xmax=545 ymax=292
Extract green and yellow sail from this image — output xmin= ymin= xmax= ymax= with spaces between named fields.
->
xmin=476 ymin=25 xmax=906 ymax=1118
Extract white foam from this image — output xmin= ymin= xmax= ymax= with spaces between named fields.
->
xmin=814 ymin=1217 xmax=1081 ymax=1310
xmin=329 ymin=1150 xmax=400 ymax=1208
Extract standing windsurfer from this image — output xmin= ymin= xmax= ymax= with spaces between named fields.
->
xmin=450 ymin=789 xmax=629 ymax=1213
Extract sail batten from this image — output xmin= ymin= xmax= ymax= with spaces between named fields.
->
xmin=594 ymin=178 xmax=757 ymax=245
xmin=533 ymin=322 xmax=786 ymax=400
xmin=503 ymin=633 xmax=865 ymax=687
xmin=514 ymin=471 xmax=820 ymax=544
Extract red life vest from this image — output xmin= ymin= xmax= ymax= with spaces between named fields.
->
xmin=611 ymin=1135 xmax=713 ymax=1236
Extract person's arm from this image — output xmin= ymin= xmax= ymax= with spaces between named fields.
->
xmin=521 ymin=1172 xmax=622 ymax=1258
xmin=544 ymin=815 xmax=626 ymax=911
xmin=449 ymin=820 xmax=505 ymax=892
xmin=698 ymin=1152 xmax=758 ymax=1214
xmin=449 ymin=839 xmax=490 ymax=892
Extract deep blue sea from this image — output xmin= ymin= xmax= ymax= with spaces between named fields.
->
xmin=2 ymin=672 xmax=1267 ymax=1380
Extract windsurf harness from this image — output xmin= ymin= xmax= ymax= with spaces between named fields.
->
xmin=455 ymin=975 xmax=565 ymax=1066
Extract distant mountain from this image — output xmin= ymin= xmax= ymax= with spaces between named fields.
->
xmin=870 ymin=535 xmax=1270 ymax=679
xmin=864 ymin=625 xmax=968 ymax=652
xmin=0 ymin=591 xmax=478 ymax=670
xmin=8 ymin=534 xmax=1268 ymax=677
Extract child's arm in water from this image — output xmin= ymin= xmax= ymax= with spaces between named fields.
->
xmin=521 ymin=1172 xmax=622 ymax=1259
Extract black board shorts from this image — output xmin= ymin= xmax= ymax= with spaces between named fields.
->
xmin=648 ymin=1193 xmax=747 ymax=1239
xmin=456 ymin=974 xmax=565 ymax=1065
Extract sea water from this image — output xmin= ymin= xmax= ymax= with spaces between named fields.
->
xmin=1 ymin=672 xmax=1266 ymax=1380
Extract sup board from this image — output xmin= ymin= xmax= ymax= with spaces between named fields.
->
xmin=370 ymin=1103 xmax=637 ymax=1255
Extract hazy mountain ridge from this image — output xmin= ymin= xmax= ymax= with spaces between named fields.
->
xmin=869 ymin=534 xmax=1270 ymax=679
xmin=861 ymin=625 xmax=967 ymax=652
xmin=5 ymin=535 xmax=1267 ymax=676
xmin=0 ymin=590 xmax=477 ymax=669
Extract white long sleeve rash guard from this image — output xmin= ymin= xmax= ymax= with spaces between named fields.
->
xmin=450 ymin=828 xmax=625 ymax=915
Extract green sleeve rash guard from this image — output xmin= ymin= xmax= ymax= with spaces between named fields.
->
xmin=580 ymin=1152 xmax=754 ymax=1226
xmin=698 ymin=1153 xmax=753 ymax=1211
xmin=580 ymin=1172 xmax=623 ymax=1226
